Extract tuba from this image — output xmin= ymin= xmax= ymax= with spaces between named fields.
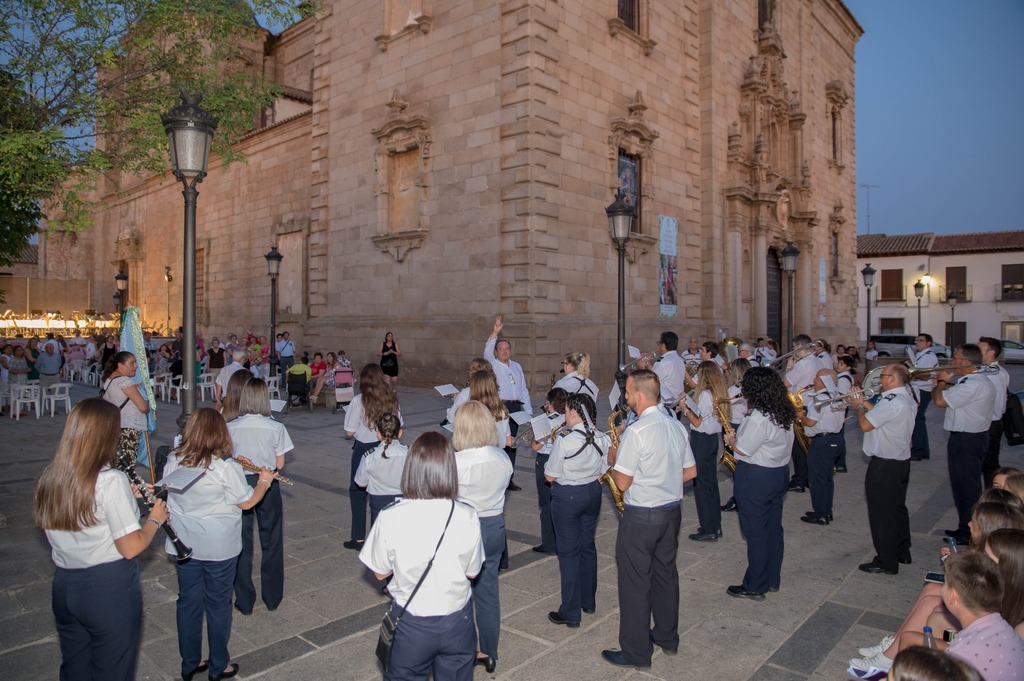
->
xmin=789 ymin=386 xmax=812 ymax=453
xmin=603 ymin=408 xmax=629 ymax=513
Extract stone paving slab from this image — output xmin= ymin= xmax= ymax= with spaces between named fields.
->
xmin=1 ymin=370 xmax=1023 ymax=680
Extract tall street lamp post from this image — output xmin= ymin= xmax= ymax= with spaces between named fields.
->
xmin=115 ymin=270 xmax=128 ymax=316
xmin=162 ymin=93 xmax=217 ymax=429
xmin=164 ymin=266 xmax=173 ymax=334
xmin=914 ymin=279 xmax=925 ymax=336
xmin=781 ymin=241 xmax=799 ymax=352
xmin=607 ymin=191 xmax=635 ymax=410
xmin=265 ymin=247 xmax=283 ymax=377
xmin=861 ymin=263 xmax=876 ymax=355
xmin=948 ymin=289 xmax=959 ymax=347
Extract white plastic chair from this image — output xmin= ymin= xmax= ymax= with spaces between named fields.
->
xmin=11 ymin=384 xmax=41 ymax=420
xmin=63 ymin=359 xmax=86 ymax=382
xmin=266 ymin=375 xmax=282 ymax=400
xmin=153 ymin=374 xmax=170 ymax=401
xmin=168 ymin=375 xmax=183 ymax=404
xmin=197 ymin=372 xmax=216 ymax=402
xmin=43 ymin=383 xmax=73 ymax=417
xmin=84 ymin=364 xmax=100 ymax=386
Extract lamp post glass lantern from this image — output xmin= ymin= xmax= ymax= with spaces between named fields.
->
xmin=914 ymin=279 xmax=925 ymax=336
xmin=948 ymin=290 xmax=958 ymax=347
xmin=861 ymin=262 xmax=876 ymax=356
xmin=115 ymin=270 xmax=128 ymax=316
xmin=781 ymin=241 xmax=799 ymax=352
xmin=164 ymin=266 xmax=173 ymax=334
xmin=162 ymin=93 xmax=217 ymax=429
xmin=265 ymin=246 xmax=283 ymax=377
xmin=606 ymin=190 xmax=635 ymax=409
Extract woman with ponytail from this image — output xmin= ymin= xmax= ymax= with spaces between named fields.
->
xmin=353 ymin=413 xmax=408 ymax=526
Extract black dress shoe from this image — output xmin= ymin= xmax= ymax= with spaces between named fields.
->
xmin=532 ymin=545 xmax=555 ymax=554
xmin=721 ymin=497 xmax=738 ymax=512
xmin=788 ymin=482 xmax=806 ymax=492
xmin=800 ymin=515 xmax=830 ymax=526
xmin=548 ymin=611 xmax=581 ymax=628
xmin=834 ymin=465 xmax=848 ymax=473
xmin=858 ymin=562 xmax=898 ymax=575
xmin=688 ymin=531 xmax=719 ymax=542
xmin=601 ymin=650 xmax=650 ymax=668
xmin=898 ymin=557 xmax=912 ymax=565
xmin=582 ymin=606 xmax=596 ymax=614
xmin=506 ymin=481 xmax=522 ymax=492
xmin=768 ymin=586 xmax=779 ymax=593
xmin=208 ymin=663 xmax=239 ymax=681
xmin=944 ymin=528 xmax=961 ymax=538
xmin=233 ymin=603 xmax=252 ymax=616
xmin=649 ymin=630 xmax=678 ymax=655
xmin=474 ymin=656 xmax=497 ymax=673
xmin=182 ymin=662 xmax=208 ymax=681
xmin=342 ymin=539 xmax=364 ymax=550
xmin=802 ymin=511 xmax=834 ymax=521
xmin=727 ymin=584 xmax=766 ymax=601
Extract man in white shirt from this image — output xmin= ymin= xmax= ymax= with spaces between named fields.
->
xmin=214 ymin=349 xmax=248 ymax=406
xmin=602 ymin=369 xmax=696 ymax=669
xmin=933 ymin=344 xmax=996 ymax=545
xmin=978 ymin=336 xmax=1011 ymax=486
xmin=909 ymin=333 xmax=938 ymax=461
xmin=639 ymin=331 xmax=686 ymax=407
xmin=484 ymin=315 xmax=532 ymax=491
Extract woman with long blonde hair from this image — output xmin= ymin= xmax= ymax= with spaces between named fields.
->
xmin=165 ymin=408 xmax=274 ymax=681
xmin=680 ymin=360 xmax=728 ymax=542
xmin=445 ymin=357 xmax=493 ymax=425
xmin=344 ymin=364 xmax=401 ymax=549
xmin=469 ymin=369 xmax=511 ymax=448
xmin=34 ymin=398 xmax=168 ymax=681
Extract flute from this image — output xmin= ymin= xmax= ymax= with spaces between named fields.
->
xmin=234 ymin=455 xmax=293 ymax=485
xmin=114 ymin=454 xmax=193 ymax=563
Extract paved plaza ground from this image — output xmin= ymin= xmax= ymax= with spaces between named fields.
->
xmin=2 ymin=370 xmax=1023 ymax=681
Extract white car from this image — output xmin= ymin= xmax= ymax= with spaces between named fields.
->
xmin=1000 ymin=339 xmax=1024 ymax=363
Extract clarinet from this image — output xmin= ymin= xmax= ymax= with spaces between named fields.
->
xmin=114 ymin=454 xmax=193 ymax=563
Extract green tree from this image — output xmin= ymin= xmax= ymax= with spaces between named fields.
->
xmin=0 ymin=0 xmax=315 ymax=260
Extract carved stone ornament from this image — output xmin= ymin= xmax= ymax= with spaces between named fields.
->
xmin=371 ymin=230 xmax=428 ymax=263
xmin=375 ymin=13 xmax=432 ymax=52
xmin=607 ymin=18 xmax=657 ymax=56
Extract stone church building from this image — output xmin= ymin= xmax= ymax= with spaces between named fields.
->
xmin=47 ymin=0 xmax=863 ymax=390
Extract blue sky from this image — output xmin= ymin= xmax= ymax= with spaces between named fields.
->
xmin=844 ymin=0 xmax=1024 ymax=235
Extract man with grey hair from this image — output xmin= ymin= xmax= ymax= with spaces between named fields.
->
xmin=738 ymin=342 xmax=756 ymax=364
xmin=35 ymin=340 xmax=63 ymax=390
xmin=215 ymin=348 xmax=249 ymax=405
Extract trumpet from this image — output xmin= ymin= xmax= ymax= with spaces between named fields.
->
xmin=769 ymin=340 xmax=825 ymax=371
xmin=620 ymin=351 xmax=658 ymax=372
xmin=114 ymin=453 xmax=193 ymax=563
xmin=234 ymin=455 xmax=293 ymax=485
xmin=812 ymin=387 xmax=877 ymax=410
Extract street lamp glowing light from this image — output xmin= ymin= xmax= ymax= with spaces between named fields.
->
xmin=115 ymin=270 xmax=128 ymax=292
xmin=914 ymin=279 xmax=925 ymax=299
xmin=948 ymin=290 xmax=958 ymax=308
xmin=162 ymin=94 xmax=218 ymax=181
xmin=606 ymin=190 xmax=635 ymax=243
xmin=860 ymin=262 xmax=876 ymax=289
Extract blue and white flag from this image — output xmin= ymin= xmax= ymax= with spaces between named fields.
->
xmin=120 ymin=307 xmax=157 ymax=466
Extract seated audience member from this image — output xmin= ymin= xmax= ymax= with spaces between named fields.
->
xmin=1000 ymin=473 xmax=1024 ymax=503
xmin=985 ymin=529 xmax=1024 ymax=638
xmin=942 ymin=552 xmax=1024 ymax=680
xmin=991 ymin=468 xmax=1023 ymax=491
xmin=889 ymin=646 xmax=983 ymax=681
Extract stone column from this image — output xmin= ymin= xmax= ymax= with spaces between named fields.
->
xmin=753 ymin=229 xmax=768 ymax=334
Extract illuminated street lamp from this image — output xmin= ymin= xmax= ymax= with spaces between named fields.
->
xmin=781 ymin=242 xmax=800 ymax=351
xmin=913 ymin=279 xmax=925 ymax=336
xmin=162 ymin=94 xmax=217 ymax=428
xmin=265 ymin=246 xmax=283 ymax=377
xmin=861 ymin=263 xmax=876 ymax=354
xmin=607 ymin=190 xmax=635 ymax=409
xmin=115 ymin=270 xmax=128 ymax=316
xmin=948 ymin=289 xmax=959 ymax=347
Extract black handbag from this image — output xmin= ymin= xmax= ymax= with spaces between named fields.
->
xmin=375 ymin=501 xmax=455 ymax=672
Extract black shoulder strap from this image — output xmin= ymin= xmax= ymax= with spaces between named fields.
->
xmin=391 ymin=500 xmax=455 ymax=626
xmin=565 ymin=428 xmax=606 ymax=461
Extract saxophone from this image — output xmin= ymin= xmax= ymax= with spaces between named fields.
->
xmin=604 ymin=408 xmax=628 ymax=513
xmin=789 ymin=386 xmax=812 ymax=453
xmin=712 ymin=399 xmax=738 ymax=475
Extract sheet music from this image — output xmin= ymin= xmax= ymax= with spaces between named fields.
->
xmin=157 ymin=466 xmax=206 ymax=494
xmin=510 ymin=410 xmax=532 ymax=426
xmin=627 ymin=345 xmax=641 ymax=359
xmin=270 ymin=399 xmax=287 ymax=413
xmin=820 ymin=374 xmax=840 ymax=395
xmin=906 ymin=346 xmax=917 ymax=363
xmin=531 ymin=413 xmax=565 ymax=440
xmin=441 ymin=421 xmax=455 ymax=433
xmin=684 ymin=394 xmax=699 ymax=414
xmin=434 ymin=384 xmax=459 ymax=396
xmin=607 ymin=382 xmax=621 ymax=410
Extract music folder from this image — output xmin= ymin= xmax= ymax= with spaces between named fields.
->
xmin=156 ymin=467 xmax=206 ymax=494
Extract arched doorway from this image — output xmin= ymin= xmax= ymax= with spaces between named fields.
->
xmin=766 ymin=248 xmax=782 ymax=345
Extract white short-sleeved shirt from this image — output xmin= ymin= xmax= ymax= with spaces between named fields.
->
xmin=360 ymin=499 xmax=484 ymax=617
xmin=344 ymin=395 xmax=403 ymax=444
xmin=46 ymin=468 xmax=141 ymax=569
xmin=354 ymin=441 xmax=409 ymax=496
xmin=803 ymin=390 xmax=846 ymax=436
xmin=446 ymin=387 xmax=470 ymax=424
xmin=553 ymin=372 xmax=599 ymax=402
xmin=227 ymin=414 xmax=294 ymax=469
xmin=692 ymin=389 xmax=722 ymax=435
xmin=785 ymin=354 xmax=819 ymax=394
xmin=986 ymin=363 xmax=1010 ymax=422
xmin=942 ymin=375 xmax=997 ymax=433
xmin=163 ymin=456 xmax=252 ymax=561
xmin=545 ymin=425 xmax=610 ymax=485
xmin=455 ymin=446 xmax=513 ymax=518
xmin=215 ymin=362 xmax=246 ymax=395
xmin=653 ymin=351 xmax=687 ymax=404
xmin=734 ymin=409 xmax=794 ymax=468
xmin=728 ymin=384 xmax=747 ymax=424
xmin=613 ymin=404 xmax=694 ymax=507
xmin=863 ymin=388 xmax=916 ymax=460
xmin=911 ymin=349 xmax=938 ymax=393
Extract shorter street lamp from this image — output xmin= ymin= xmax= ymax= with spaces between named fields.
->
xmin=781 ymin=242 xmax=800 ymax=352
xmin=265 ymin=246 xmax=283 ymax=377
xmin=948 ymin=289 xmax=959 ymax=347
xmin=914 ymin=279 xmax=925 ymax=336
xmin=607 ymin=191 xmax=635 ymax=410
xmin=115 ymin=270 xmax=129 ymax=316
xmin=861 ymin=263 xmax=876 ymax=355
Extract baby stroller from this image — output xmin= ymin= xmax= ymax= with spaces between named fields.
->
xmin=285 ymin=371 xmax=313 ymax=412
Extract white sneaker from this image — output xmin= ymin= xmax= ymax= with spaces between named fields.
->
xmin=857 ymin=634 xmax=894 ymax=657
xmin=850 ymin=652 xmax=892 ymax=672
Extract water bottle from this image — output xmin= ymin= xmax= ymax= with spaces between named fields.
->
xmin=923 ymin=626 xmax=937 ymax=649
xmin=945 ymin=536 xmax=960 ymax=553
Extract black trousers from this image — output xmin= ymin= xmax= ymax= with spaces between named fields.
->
xmin=947 ymin=431 xmax=990 ymax=534
xmin=534 ymin=453 xmax=556 ymax=552
xmin=789 ymin=437 xmax=808 ymax=487
xmin=386 ymin=599 xmax=476 ymax=681
xmin=502 ymin=400 xmax=523 ymax=480
xmin=808 ymin=432 xmax=843 ymax=518
xmin=911 ymin=389 xmax=932 ymax=459
xmin=349 ymin=439 xmax=380 ymax=541
xmin=235 ymin=476 xmax=284 ymax=612
xmin=615 ymin=502 xmax=681 ymax=665
xmin=735 ymin=462 xmax=788 ymax=593
xmin=690 ymin=431 xmax=722 ymax=534
xmin=983 ymin=418 xmax=1004 ymax=486
xmin=865 ymin=457 xmax=911 ymax=572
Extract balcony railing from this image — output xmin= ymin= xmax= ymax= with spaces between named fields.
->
xmin=997 ymin=284 xmax=1024 ymax=301
xmin=938 ymin=285 xmax=973 ymax=303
